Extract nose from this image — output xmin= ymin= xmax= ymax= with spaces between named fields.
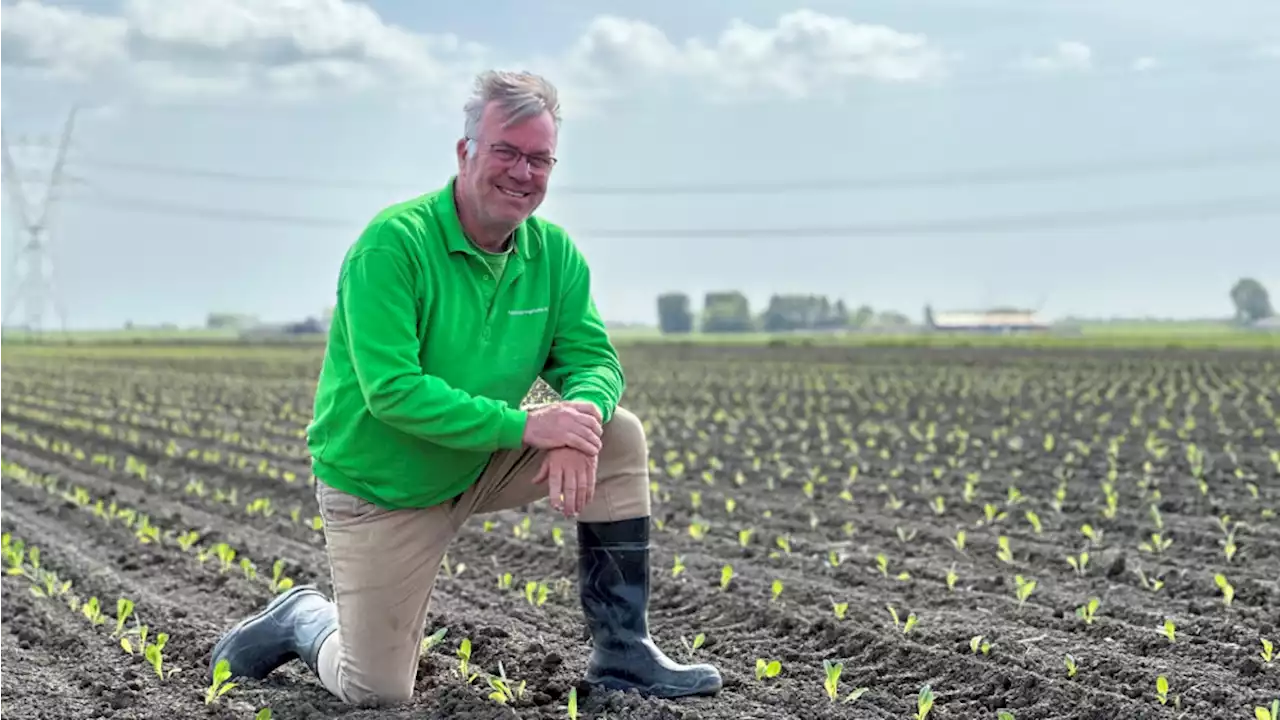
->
xmin=506 ymin=158 xmax=534 ymax=182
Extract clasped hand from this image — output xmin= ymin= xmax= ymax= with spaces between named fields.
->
xmin=522 ymin=401 xmax=604 ymax=517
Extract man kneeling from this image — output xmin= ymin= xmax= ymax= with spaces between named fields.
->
xmin=206 ymin=69 xmax=721 ymax=705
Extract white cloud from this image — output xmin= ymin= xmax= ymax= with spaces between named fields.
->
xmin=1131 ymin=56 xmax=1159 ymax=72
xmin=1 ymin=1 xmax=949 ymax=108
xmin=553 ymin=11 xmax=948 ymax=103
xmin=0 ymin=0 xmax=128 ymax=79
xmin=1019 ymin=41 xmax=1093 ymax=73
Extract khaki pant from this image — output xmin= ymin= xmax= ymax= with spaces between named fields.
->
xmin=312 ymin=406 xmax=652 ymax=705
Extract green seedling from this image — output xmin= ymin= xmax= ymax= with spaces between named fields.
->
xmin=755 ymin=658 xmax=781 ymax=681
xmin=1024 ymin=510 xmax=1042 ymax=534
xmin=820 ymin=659 xmax=868 ymax=703
xmin=486 ymin=661 xmax=526 ymax=705
xmin=81 ymin=596 xmax=106 ymax=626
xmin=144 ymin=632 xmax=178 ymax=680
xmin=175 ymin=530 xmax=200 ymax=552
xmin=1075 ymin=597 xmax=1100 ymax=625
xmin=1215 ymin=573 xmax=1234 ymax=606
xmin=497 ymin=572 xmax=514 ymax=589
xmin=998 ymin=712 xmax=1016 ymax=720
xmin=1013 ymin=575 xmax=1036 ymax=610
xmin=720 ymin=564 xmax=733 ymax=590
xmin=1162 ymin=619 xmax=1176 ymax=643
xmin=523 ymin=580 xmax=549 ymax=606
xmin=205 ymin=658 xmax=237 ymax=704
xmin=419 ymin=627 xmax=448 ymax=655
xmin=1260 ymin=638 xmax=1274 ymax=664
xmin=1133 ymin=566 xmax=1164 ymax=592
xmin=269 ymin=560 xmax=294 ymax=593
xmin=114 ymin=598 xmax=135 ymax=637
xmin=255 ymin=710 xmax=272 ymax=720
xmin=915 ymin=684 xmax=935 ymax=719
xmin=240 ymin=557 xmax=256 ymax=581
xmin=832 ymin=601 xmax=848 ymax=619
xmin=457 ymin=638 xmax=479 ymax=684
xmin=1066 ymin=551 xmax=1089 ymax=576
xmin=887 ymin=605 xmax=918 ymax=634
xmin=970 ymin=635 xmax=991 ymax=655
xmin=567 ymin=686 xmax=578 ymax=719
xmin=1255 ymin=699 xmax=1279 ymax=720
xmin=1139 ymin=532 xmax=1172 ymax=554
xmin=951 ymin=530 xmax=966 ymax=551
xmin=214 ymin=543 xmax=236 ymax=573
xmin=1080 ymin=524 xmax=1103 ymax=546
xmin=945 ymin=563 xmax=958 ymax=591
xmin=1155 ymin=675 xmax=1171 ymax=706
xmin=1064 ymin=653 xmax=1077 ymax=678
xmin=680 ymin=633 xmax=706 ymax=657
xmin=771 ymin=579 xmax=784 ymax=602
xmin=996 ymin=536 xmax=1013 ymax=564
xmin=738 ymin=528 xmax=753 ymax=547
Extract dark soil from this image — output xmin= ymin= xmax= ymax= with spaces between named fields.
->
xmin=2 ymin=343 xmax=1278 ymax=719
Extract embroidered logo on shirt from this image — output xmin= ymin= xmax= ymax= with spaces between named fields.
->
xmin=509 ymin=307 xmax=549 ymax=316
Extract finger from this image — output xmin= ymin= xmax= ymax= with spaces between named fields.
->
xmin=563 ymin=468 xmax=578 ymax=518
xmin=582 ymin=462 xmax=596 ymax=510
xmin=548 ymin=464 xmax=564 ymax=512
xmin=531 ymin=456 xmax=550 ymax=484
xmin=569 ymin=427 xmax=602 ymax=455
xmin=569 ymin=401 xmax=602 ymax=421
xmin=571 ymin=413 xmax=602 ymax=438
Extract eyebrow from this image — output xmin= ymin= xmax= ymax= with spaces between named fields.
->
xmin=494 ymin=140 xmax=554 ymax=157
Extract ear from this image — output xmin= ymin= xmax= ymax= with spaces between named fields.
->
xmin=456 ymin=138 xmax=470 ymax=171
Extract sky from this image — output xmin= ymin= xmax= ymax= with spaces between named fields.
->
xmin=1 ymin=0 xmax=1278 ymax=329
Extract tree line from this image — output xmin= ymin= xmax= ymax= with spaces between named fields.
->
xmin=656 ymin=278 xmax=1273 ymax=335
xmin=656 ymin=292 xmax=910 ymax=334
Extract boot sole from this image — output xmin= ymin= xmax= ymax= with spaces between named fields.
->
xmin=587 ymin=673 xmax=723 ymax=698
xmin=209 ymin=584 xmax=323 ymax=680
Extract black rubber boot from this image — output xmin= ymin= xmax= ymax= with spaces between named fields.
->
xmin=209 ymin=585 xmax=338 ymax=681
xmin=578 ymin=517 xmax=722 ymax=698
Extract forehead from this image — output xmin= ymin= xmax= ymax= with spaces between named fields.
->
xmin=480 ymin=101 xmax=557 ymax=154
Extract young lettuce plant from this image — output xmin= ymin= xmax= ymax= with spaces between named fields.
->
xmin=915 ymin=684 xmax=935 ymax=720
xmin=820 ymin=660 xmax=868 ymax=704
xmin=755 ymin=658 xmax=781 ymax=681
xmin=486 ymin=661 xmax=526 ymax=705
xmin=1255 ymin=699 xmax=1279 ymax=720
xmin=205 ymin=658 xmax=237 ymax=705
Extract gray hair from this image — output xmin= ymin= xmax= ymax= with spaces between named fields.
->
xmin=463 ymin=70 xmax=561 ymax=157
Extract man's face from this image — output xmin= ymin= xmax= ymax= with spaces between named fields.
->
xmin=457 ymin=101 xmax=558 ymax=228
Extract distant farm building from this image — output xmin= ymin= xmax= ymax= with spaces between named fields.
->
xmin=1249 ymin=316 xmax=1280 ymax=333
xmin=925 ymin=306 xmax=1051 ymax=334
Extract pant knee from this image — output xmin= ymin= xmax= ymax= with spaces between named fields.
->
xmin=591 ymin=406 xmax=651 ymax=520
xmin=602 ymin=406 xmax=647 ymax=460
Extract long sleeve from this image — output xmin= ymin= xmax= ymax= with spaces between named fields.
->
xmin=538 ymin=244 xmax=625 ymax=422
xmin=339 ymin=243 xmax=527 ymax=450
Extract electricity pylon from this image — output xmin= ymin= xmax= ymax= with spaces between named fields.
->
xmin=2 ymin=107 xmax=78 ymax=336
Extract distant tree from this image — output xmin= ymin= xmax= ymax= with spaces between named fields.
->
xmin=656 ymin=293 xmax=694 ymax=334
xmin=850 ymin=305 xmax=875 ymax=328
xmin=1230 ymin=278 xmax=1274 ymax=323
xmin=206 ymin=312 xmax=258 ymax=330
xmin=702 ymin=291 xmax=753 ymax=333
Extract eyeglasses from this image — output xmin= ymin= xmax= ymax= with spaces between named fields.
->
xmin=472 ymin=139 xmax=557 ymax=173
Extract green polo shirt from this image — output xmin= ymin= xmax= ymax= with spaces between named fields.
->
xmin=306 ymin=178 xmax=625 ymax=509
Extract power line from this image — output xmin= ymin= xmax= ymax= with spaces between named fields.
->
xmin=61 ymin=143 xmax=1280 ymax=196
xmin=58 ymin=189 xmax=1280 ymax=237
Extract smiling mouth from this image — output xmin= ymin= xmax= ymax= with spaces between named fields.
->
xmin=496 ymin=186 xmax=530 ymax=199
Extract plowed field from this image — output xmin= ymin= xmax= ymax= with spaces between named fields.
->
xmin=2 ymin=342 xmax=1277 ymax=720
